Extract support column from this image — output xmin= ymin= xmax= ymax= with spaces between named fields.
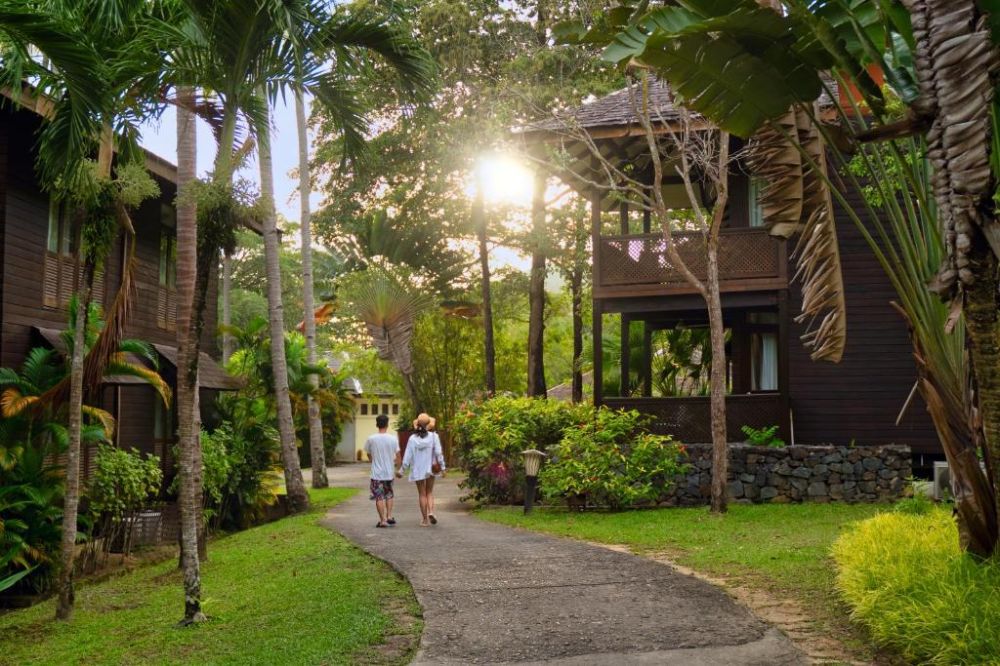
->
xmin=620 ymin=314 xmax=630 ymax=396
xmin=594 ymin=300 xmax=603 ymax=407
xmin=591 ymin=184 xmax=603 ymax=407
xmin=642 ymin=322 xmax=653 ymax=397
xmin=778 ymin=290 xmax=791 ymax=439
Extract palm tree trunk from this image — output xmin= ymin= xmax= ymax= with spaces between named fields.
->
xmin=964 ymin=240 xmax=1000 ymax=548
xmin=527 ymin=170 xmax=547 ymax=397
xmin=222 ymin=253 xmax=233 ymax=364
xmin=55 ymin=264 xmax=92 ymax=621
xmin=295 ymin=91 xmax=328 ymax=489
xmin=474 ymin=189 xmax=496 ymax=396
xmin=258 ymin=95 xmax=309 ymax=513
xmin=175 ymin=86 xmax=205 ymax=623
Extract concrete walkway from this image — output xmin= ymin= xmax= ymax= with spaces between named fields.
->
xmin=320 ymin=464 xmax=804 ymax=665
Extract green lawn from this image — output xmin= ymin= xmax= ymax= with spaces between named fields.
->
xmin=476 ymin=502 xmax=883 ymax=623
xmin=0 ymin=488 xmax=421 ymax=666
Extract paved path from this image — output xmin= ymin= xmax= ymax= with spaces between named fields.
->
xmin=320 ymin=465 xmax=804 ymax=665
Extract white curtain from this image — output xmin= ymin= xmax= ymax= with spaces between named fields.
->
xmin=753 ymin=332 xmax=778 ymax=391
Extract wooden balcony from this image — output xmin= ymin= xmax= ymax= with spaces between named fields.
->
xmin=595 ymin=228 xmax=787 ymax=299
xmin=603 ymin=394 xmax=789 ymax=444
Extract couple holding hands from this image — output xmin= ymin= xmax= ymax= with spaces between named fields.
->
xmin=364 ymin=412 xmax=446 ymax=528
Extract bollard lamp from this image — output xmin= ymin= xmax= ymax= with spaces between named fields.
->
xmin=521 ymin=449 xmax=547 ymax=514
xmin=522 ymin=449 xmax=547 ymax=477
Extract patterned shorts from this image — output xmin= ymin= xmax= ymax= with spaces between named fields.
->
xmin=369 ymin=479 xmax=394 ymax=501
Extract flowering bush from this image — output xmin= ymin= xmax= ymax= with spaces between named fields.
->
xmin=452 ymin=397 xmax=591 ymax=504
xmin=540 ymin=408 xmax=688 ymax=509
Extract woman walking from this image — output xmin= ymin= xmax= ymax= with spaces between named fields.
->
xmin=398 ymin=413 xmax=446 ymax=526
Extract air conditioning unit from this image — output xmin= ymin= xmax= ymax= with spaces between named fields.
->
xmin=933 ymin=461 xmax=988 ymax=501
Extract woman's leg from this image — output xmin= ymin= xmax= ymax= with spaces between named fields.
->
xmin=415 ymin=480 xmax=430 ymax=525
xmin=426 ymin=476 xmax=437 ymax=522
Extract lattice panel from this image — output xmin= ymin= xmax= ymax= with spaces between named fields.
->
xmin=599 ymin=229 xmax=780 ymax=287
xmin=603 ymin=395 xmax=785 ymax=444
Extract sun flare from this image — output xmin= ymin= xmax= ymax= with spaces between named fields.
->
xmin=471 ymin=154 xmax=535 ymax=208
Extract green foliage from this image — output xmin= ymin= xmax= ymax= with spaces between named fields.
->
xmin=86 ymin=445 xmax=162 ymax=523
xmin=833 ymin=510 xmax=1000 ymax=664
xmin=409 ymin=311 xmax=485 ymax=426
xmin=740 ymin=424 xmax=785 ymax=448
xmin=540 ymin=408 xmax=688 ymax=509
xmin=0 ymin=446 xmax=63 ymax=595
xmin=179 ymin=179 xmax=262 ymax=259
xmin=452 ymin=396 xmax=592 ymax=504
xmin=196 ymin=422 xmax=281 ymax=530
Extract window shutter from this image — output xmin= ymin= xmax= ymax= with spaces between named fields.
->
xmin=43 ymin=252 xmax=59 ymax=307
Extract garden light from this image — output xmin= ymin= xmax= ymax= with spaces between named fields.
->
xmin=522 ymin=449 xmax=547 ymax=514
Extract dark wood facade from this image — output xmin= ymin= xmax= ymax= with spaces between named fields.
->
xmin=0 ymin=102 xmax=230 ymax=474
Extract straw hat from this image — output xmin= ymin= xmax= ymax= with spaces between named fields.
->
xmin=413 ymin=413 xmax=436 ymax=430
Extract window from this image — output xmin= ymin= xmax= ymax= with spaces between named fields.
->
xmin=381 ymin=404 xmax=389 ymax=416
xmin=360 ymin=404 xmax=368 ymax=416
xmin=748 ymin=177 xmax=765 ymax=228
xmin=751 ymin=332 xmax=779 ymax=391
xmin=370 ymin=404 xmax=378 ymax=415
xmin=392 ymin=404 xmax=399 ymax=415
xmin=43 ymin=200 xmax=77 ymax=308
xmin=157 ymin=205 xmax=177 ymax=330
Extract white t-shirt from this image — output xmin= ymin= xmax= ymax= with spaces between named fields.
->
xmin=364 ymin=433 xmax=399 ymax=481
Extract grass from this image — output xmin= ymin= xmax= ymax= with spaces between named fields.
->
xmin=0 ymin=488 xmax=421 ymax=666
xmin=833 ymin=508 xmax=1000 ymax=665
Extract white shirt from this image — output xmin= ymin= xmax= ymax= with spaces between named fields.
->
xmin=401 ymin=432 xmax=445 ymax=482
xmin=364 ymin=433 xmax=399 ymax=481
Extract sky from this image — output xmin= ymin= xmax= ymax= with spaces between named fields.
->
xmin=139 ymin=96 xmax=318 ymax=223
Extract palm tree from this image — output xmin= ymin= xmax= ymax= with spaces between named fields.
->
xmin=295 ymin=91 xmax=328 ymax=488
xmin=340 ymin=267 xmax=432 ymax=412
xmin=166 ymin=0 xmax=433 ymax=513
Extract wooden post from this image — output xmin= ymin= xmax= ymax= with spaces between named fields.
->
xmin=591 ymin=184 xmax=603 ymax=407
xmin=620 ymin=199 xmax=629 ymax=235
xmin=620 ymin=314 xmax=630 ymax=396
xmin=594 ymin=300 xmax=603 ymax=407
xmin=642 ymin=322 xmax=653 ymax=397
xmin=778 ymin=290 xmax=791 ymax=438
xmin=643 ymin=189 xmax=652 ymax=234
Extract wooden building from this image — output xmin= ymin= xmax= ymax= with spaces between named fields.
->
xmin=520 ymin=79 xmax=940 ymax=462
xmin=0 ymin=93 xmax=239 ymax=478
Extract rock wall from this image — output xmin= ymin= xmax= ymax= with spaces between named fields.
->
xmin=666 ymin=444 xmax=911 ymax=505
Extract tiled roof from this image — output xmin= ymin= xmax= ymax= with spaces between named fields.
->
xmin=523 ymin=77 xmax=682 ymax=134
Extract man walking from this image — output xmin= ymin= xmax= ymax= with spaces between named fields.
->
xmin=365 ymin=414 xmax=400 ymax=528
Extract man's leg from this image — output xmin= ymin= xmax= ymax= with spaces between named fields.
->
xmin=375 ymin=498 xmax=387 ymax=525
xmin=386 ymin=496 xmax=395 ymax=523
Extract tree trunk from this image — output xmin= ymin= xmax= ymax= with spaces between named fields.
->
xmin=474 ymin=189 xmax=496 ymax=396
xmin=221 ymin=253 xmax=233 ymax=364
xmin=570 ymin=263 xmax=583 ymax=403
xmin=295 ymin=92 xmax=328 ymax=489
xmin=55 ymin=265 xmax=92 ymax=621
xmin=964 ymin=239 xmax=1000 ymax=552
xmin=258 ymin=96 xmax=310 ymax=513
xmin=174 ymin=86 xmax=206 ymax=623
xmin=527 ymin=170 xmax=547 ymax=397
xmin=705 ymin=242 xmax=729 ymax=514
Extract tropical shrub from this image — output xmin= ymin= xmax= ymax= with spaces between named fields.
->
xmin=452 ymin=396 xmax=591 ymax=504
xmin=541 ymin=408 xmax=688 ymax=509
xmin=832 ymin=510 xmax=1000 ymax=664
xmin=82 ymin=445 xmax=162 ymax=564
xmin=202 ymin=421 xmax=282 ymax=530
xmin=741 ymin=425 xmax=785 ymax=448
xmin=0 ymin=447 xmax=63 ymax=595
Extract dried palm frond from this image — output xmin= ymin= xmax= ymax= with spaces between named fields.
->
xmin=903 ymin=0 xmax=1000 ymax=296
xmin=748 ymin=109 xmax=804 ymax=238
xmin=792 ymin=106 xmax=847 ymax=362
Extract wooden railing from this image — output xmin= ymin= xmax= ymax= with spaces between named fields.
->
xmin=595 ymin=228 xmax=786 ymax=298
xmin=603 ymin=394 xmax=788 ymax=444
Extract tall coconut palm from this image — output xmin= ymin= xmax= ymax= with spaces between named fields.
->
xmin=295 ymin=91 xmax=328 ymax=488
xmin=165 ymin=0 xmax=433 ymax=512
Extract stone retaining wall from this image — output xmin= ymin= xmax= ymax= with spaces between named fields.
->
xmin=666 ymin=444 xmax=911 ymax=505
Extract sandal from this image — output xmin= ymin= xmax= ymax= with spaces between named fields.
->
xmin=376 ymin=522 xmax=388 ymax=528
xmin=429 ymin=514 xmax=438 ymax=525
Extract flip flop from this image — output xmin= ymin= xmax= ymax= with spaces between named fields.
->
xmin=387 ymin=518 xmax=397 ymax=525
xmin=429 ymin=514 xmax=438 ymax=525
xmin=376 ymin=523 xmax=388 ymax=528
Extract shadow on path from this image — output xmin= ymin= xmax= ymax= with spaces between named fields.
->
xmin=320 ymin=464 xmax=804 ymax=666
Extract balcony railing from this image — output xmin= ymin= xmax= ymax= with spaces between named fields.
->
xmin=595 ymin=228 xmax=786 ymax=298
xmin=603 ymin=394 xmax=788 ymax=444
